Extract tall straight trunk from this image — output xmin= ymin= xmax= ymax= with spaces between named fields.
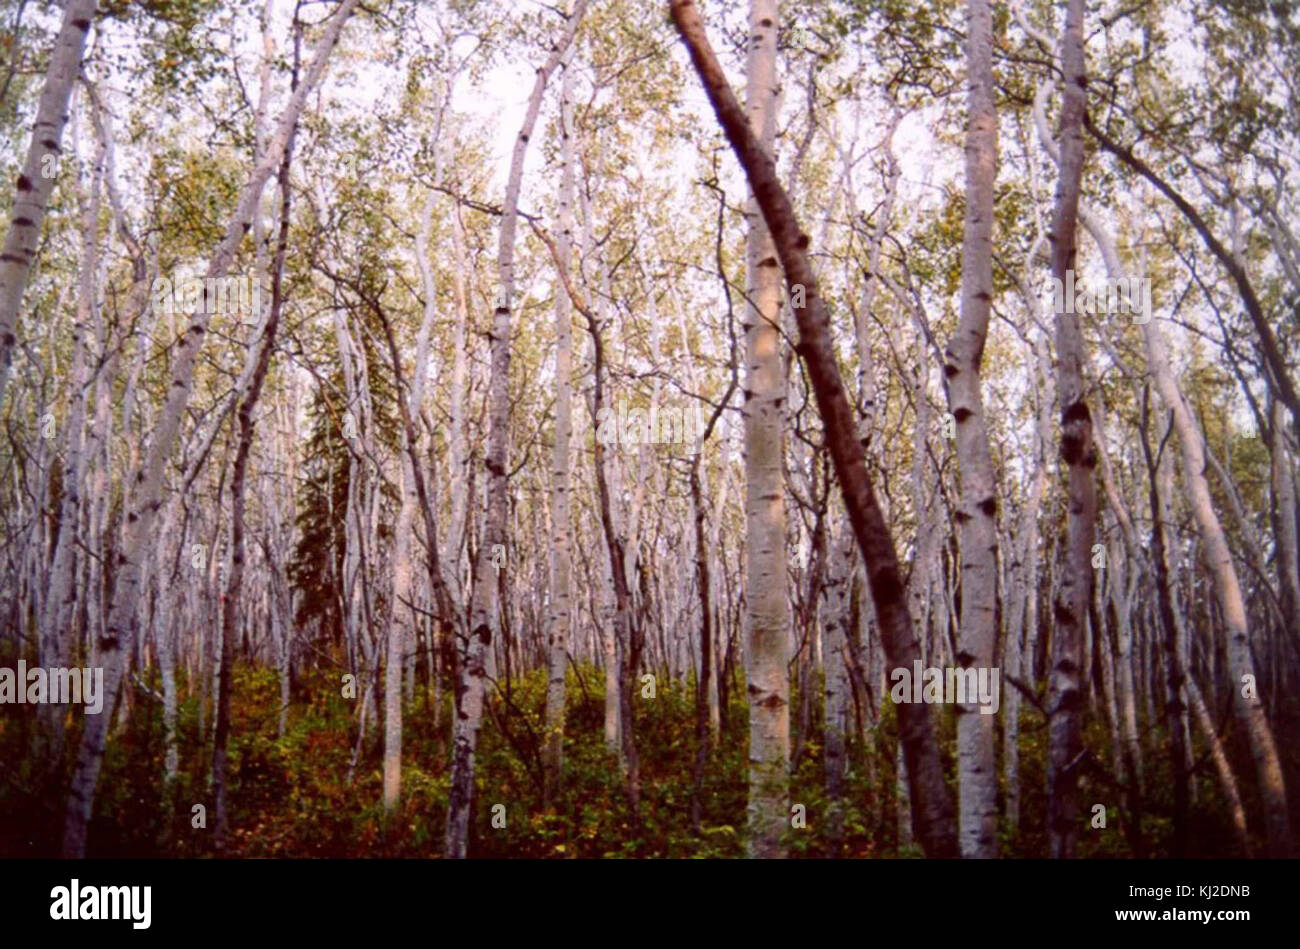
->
xmin=157 ymin=584 xmax=181 ymax=827
xmin=384 ymin=70 xmax=458 ymax=813
xmin=361 ymin=261 xmax=459 ymax=796
xmin=602 ymin=574 xmax=620 ymax=751
xmin=537 ymin=210 xmax=640 ymax=814
xmin=60 ymin=0 xmax=361 ymax=858
xmin=908 ymin=336 xmax=933 ymax=651
xmin=1142 ymin=313 xmax=1294 ymax=857
xmin=740 ymin=0 xmax=790 ymax=860
xmin=40 ymin=108 xmax=103 ymax=760
xmin=444 ymin=1 xmax=585 ymax=859
xmin=670 ymin=0 xmax=959 ymax=858
xmin=266 ymin=468 xmax=294 ymax=738
xmin=438 ymin=101 xmax=473 ymax=739
xmin=588 ymin=311 xmax=640 ymax=814
xmin=675 ymin=297 xmax=730 ymax=758
xmin=947 ymin=0 xmax=999 ymax=858
xmin=1003 ymin=272 xmax=1051 ymax=831
xmin=0 ymin=0 xmax=98 ymax=407
xmin=385 ymin=471 xmax=414 ymax=814
xmin=543 ymin=25 xmax=577 ymax=802
xmin=1044 ymin=0 xmax=1093 ymax=860
xmin=706 ymin=437 xmax=731 ymax=737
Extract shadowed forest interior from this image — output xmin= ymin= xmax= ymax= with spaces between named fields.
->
xmin=1 ymin=0 xmax=1299 ymax=859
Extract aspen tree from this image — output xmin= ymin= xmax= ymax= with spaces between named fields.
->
xmin=445 ymin=1 xmax=586 ymax=858
xmin=0 ymin=0 xmax=99 ymax=408
xmin=1042 ymin=0 xmax=1093 ymax=859
xmin=740 ymin=0 xmax=790 ymax=860
xmin=946 ymin=0 xmax=1000 ymax=858
xmin=670 ymin=0 xmax=959 ymax=858
xmin=61 ymin=0 xmax=363 ymax=858
xmin=543 ymin=10 xmax=578 ymax=800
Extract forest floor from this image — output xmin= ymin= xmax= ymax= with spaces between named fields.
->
xmin=0 ymin=660 xmax=1280 ymax=858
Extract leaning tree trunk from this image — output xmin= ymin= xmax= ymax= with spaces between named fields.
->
xmin=1142 ymin=310 xmax=1294 ymax=857
xmin=60 ymin=0 xmax=362 ymax=858
xmin=444 ymin=0 xmax=586 ymax=859
xmin=946 ymin=0 xmax=999 ymax=858
xmin=0 ymin=0 xmax=98 ymax=408
xmin=670 ymin=0 xmax=959 ymax=858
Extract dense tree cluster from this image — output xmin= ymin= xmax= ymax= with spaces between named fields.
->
xmin=1 ymin=0 xmax=1298 ymax=859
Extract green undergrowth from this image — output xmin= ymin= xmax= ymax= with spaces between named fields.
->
xmin=1 ymin=658 xmax=1290 ymax=857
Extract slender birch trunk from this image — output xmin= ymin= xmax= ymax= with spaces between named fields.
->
xmin=947 ymin=0 xmax=999 ymax=858
xmin=1145 ymin=413 xmax=1190 ymax=854
xmin=543 ymin=25 xmax=577 ymax=801
xmin=739 ymin=0 xmax=790 ymax=860
xmin=444 ymin=1 xmax=585 ymax=858
xmin=41 ymin=101 xmax=102 ymax=678
xmin=384 ymin=70 xmax=459 ymax=812
xmin=1044 ymin=0 xmax=1093 ymax=859
xmin=822 ymin=521 xmax=852 ymax=850
xmin=1143 ymin=311 xmax=1294 ymax=857
xmin=379 ymin=201 xmax=441 ymax=816
xmin=0 ymin=0 xmax=98 ymax=407
xmin=670 ymin=0 xmax=958 ymax=857
xmin=60 ymin=0 xmax=361 ymax=857
xmin=212 ymin=20 xmax=300 ymax=853
xmin=1094 ymin=406 xmax=1145 ymax=796
xmin=1271 ymin=399 xmax=1300 ymax=655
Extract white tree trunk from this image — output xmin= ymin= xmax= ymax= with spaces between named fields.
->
xmin=1143 ymin=311 xmax=1294 ymax=856
xmin=384 ymin=191 xmax=441 ymax=815
xmin=1042 ymin=0 xmax=1093 ymax=859
xmin=543 ymin=20 xmax=578 ymax=801
xmin=947 ymin=0 xmax=999 ymax=858
xmin=444 ymin=2 xmax=585 ymax=858
xmin=822 ymin=520 xmax=852 ymax=848
xmin=0 ymin=0 xmax=98 ymax=407
xmin=60 ymin=0 xmax=362 ymax=857
xmin=741 ymin=0 xmax=789 ymax=860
